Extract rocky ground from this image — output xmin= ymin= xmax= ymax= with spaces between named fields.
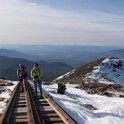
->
xmin=0 ymin=79 xmax=14 ymax=86
xmin=74 ymin=77 xmax=124 ymax=98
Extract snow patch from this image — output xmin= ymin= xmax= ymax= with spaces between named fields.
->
xmin=52 ymin=69 xmax=75 ymax=82
xmin=86 ymin=58 xmax=124 ymax=85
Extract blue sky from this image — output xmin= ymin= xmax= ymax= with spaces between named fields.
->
xmin=0 ymin=0 xmax=124 ymax=46
xmin=28 ymin=0 xmax=124 ymax=15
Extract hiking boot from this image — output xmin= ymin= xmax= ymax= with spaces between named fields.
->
xmin=20 ymin=88 xmax=24 ymax=92
xmin=35 ymin=92 xmax=37 ymax=97
xmin=40 ymin=95 xmax=43 ymax=99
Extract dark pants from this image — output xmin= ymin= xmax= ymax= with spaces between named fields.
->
xmin=19 ymin=76 xmax=24 ymax=82
xmin=19 ymin=76 xmax=25 ymax=91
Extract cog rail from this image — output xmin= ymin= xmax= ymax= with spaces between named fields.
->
xmin=0 ymin=80 xmax=77 ymax=124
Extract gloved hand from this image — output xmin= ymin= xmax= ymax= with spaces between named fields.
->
xmin=34 ymin=75 xmax=38 ymax=79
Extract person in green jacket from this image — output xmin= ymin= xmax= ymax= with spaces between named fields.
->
xmin=31 ymin=63 xmax=42 ymax=97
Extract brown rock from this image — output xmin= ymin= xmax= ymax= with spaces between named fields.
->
xmin=0 ymin=97 xmax=4 ymax=101
xmin=81 ymin=104 xmax=97 ymax=110
xmin=0 ymin=89 xmax=6 ymax=93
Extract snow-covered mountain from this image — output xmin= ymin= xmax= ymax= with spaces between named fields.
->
xmin=86 ymin=58 xmax=124 ymax=86
xmin=51 ymin=58 xmax=124 ymax=86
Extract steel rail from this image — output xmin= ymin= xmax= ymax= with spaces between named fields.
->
xmin=25 ymin=89 xmax=35 ymax=124
xmin=26 ymin=81 xmax=45 ymax=124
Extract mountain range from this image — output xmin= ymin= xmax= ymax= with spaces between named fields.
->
xmin=0 ymin=49 xmax=36 ymax=61
xmin=0 ymin=56 xmax=73 ymax=81
xmin=0 ymin=46 xmax=124 ymax=67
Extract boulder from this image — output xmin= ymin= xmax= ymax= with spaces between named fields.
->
xmin=57 ymin=83 xmax=66 ymax=94
xmin=81 ymin=104 xmax=97 ymax=110
xmin=120 ymin=95 xmax=124 ymax=98
xmin=0 ymin=80 xmax=14 ymax=86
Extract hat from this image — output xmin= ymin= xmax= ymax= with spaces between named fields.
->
xmin=19 ymin=64 xmax=22 ymax=67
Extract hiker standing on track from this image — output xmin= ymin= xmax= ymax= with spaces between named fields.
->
xmin=31 ymin=63 xmax=42 ymax=98
xmin=17 ymin=64 xmax=28 ymax=92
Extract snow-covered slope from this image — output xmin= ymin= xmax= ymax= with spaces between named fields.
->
xmin=86 ymin=58 xmax=124 ymax=85
xmin=43 ymin=84 xmax=124 ymax=124
xmin=46 ymin=58 xmax=124 ymax=124
xmin=51 ymin=69 xmax=75 ymax=83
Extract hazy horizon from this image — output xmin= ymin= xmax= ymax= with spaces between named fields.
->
xmin=0 ymin=44 xmax=124 ymax=47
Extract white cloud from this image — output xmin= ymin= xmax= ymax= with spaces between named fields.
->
xmin=0 ymin=0 xmax=124 ymax=45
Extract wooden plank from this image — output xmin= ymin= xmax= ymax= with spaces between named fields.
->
xmin=40 ymin=108 xmax=54 ymax=111
xmin=38 ymin=102 xmax=49 ymax=106
xmin=47 ymin=117 xmax=62 ymax=121
xmin=12 ymin=115 xmax=28 ymax=119
xmin=40 ymin=109 xmax=55 ymax=114
xmin=15 ymin=104 xmax=26 ymax=107
xmin=16 ymin=100 xmax=26 ymax=102
xmin=11 ymin=118 xmax=29 ymax=122
xmin=42 ymin=113 xmax=58 ymax=117
xmin=13 ymin=109 xmax=27 ymax=113
xmin=37 ymin=99 xmax=47 ymax=102
xmin=12 ymin=112 xmax=27 ymax=117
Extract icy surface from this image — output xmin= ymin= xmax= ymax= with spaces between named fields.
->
xmin=43 ymin=84 xmax=124 ymax=124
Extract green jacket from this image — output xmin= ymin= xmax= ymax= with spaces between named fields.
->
xmin=31 ymin=68 xmax=42 ymax=80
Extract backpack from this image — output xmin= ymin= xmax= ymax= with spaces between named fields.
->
xmin=18 ymin=67 xmax=27 ymax=77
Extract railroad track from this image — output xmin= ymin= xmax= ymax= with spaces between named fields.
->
xmin=0 ymin=82 xmax=41 ymax=124
xmin=0 ymin=81 xmax=77 ymax=124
